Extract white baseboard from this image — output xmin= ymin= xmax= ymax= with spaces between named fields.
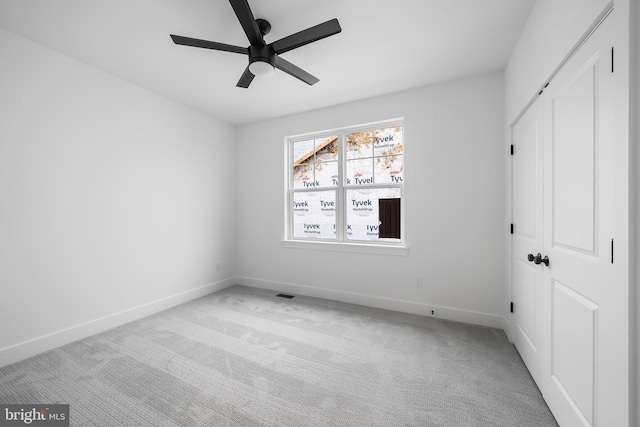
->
xmin=236 ymin=276 xmax=506 ymax=330
xmin=502 ymin=314 xmax=514 ymax=342
xmin=0 ymin=278 xmax=236 ymax=368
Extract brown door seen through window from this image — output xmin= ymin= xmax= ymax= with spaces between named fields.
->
xmin=378 ymin=198 xmax=400 ymax=239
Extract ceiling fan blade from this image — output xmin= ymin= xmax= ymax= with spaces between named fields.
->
xmin=270 ymin=19 xmax=341 ymax=55
xmin=229 ymin=0 xmax=264 ymax=46
xmin=236 ymin=66 xmax=255 ymax=88
xmin=170 ymin=35 xmax=247 ymax=55
xmin=275 ymin=56 xmax=319 ymax=85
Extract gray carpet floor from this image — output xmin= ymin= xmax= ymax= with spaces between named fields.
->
xmin=0 ymin=285 xmax=558 ymax=426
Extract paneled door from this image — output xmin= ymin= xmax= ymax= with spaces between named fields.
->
xmin=511 ymin=98 xmax=545 ymax=387
xmin=541 ymin=10 xmax=628 ymax=427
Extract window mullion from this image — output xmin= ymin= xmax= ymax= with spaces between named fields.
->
xmin=336 ymin=132 xmax=345 ymax=241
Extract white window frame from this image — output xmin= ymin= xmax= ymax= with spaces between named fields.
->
xmin=283 ymin=118 xmax=407 ymax=255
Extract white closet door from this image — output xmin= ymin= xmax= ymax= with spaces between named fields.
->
xmin=542 ymin=11 xmax=628 ymax=427
xmin=511 ymin=98 xmax=545 ymax=387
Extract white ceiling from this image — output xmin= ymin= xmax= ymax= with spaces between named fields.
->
xmin=0 ymin=0 xmax=535 ymax=125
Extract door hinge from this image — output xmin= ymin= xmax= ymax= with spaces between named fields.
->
xmin=510 ymin=144 xmax=514 ymax=155
xmin=611 ymin=238 xmax=614 ymax=264
xmin=510 ymin=223 xmax=514 ymax=234
xmin=611 ymin=47 xmax=614 ymax=73
xmin=510 ymin=302 xmax=514 ymax=313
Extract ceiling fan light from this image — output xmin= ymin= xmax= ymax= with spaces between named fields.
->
xmin=249 ymin=60 xmax=275 ymax=78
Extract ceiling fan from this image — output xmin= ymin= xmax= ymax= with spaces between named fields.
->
xmin=170 ymin=0 xmax=342 ymax=88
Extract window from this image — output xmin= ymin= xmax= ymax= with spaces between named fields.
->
xmin=286 ymin=119 xmax=404 ymax=246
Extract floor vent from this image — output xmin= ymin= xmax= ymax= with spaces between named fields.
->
xmin=276 ymin=293 xmax=295 ymax=299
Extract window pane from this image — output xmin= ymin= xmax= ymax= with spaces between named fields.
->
xmin=293 ymin=139 xmax=316 ymax=165
xmin=374 ymin=155 xmax=404 ymax=184
xmin=374 ymin=126 xmax=403 ymax=157
xmin=292 ymin=191 xmax=336 ymax=239
xmin=346 ymin=131 xmax=373 ymax=159
xmin=346 ymin=187 xmax=401 ymax=241
xmin=315 ymin=136 xmax=339 ymax=163
xmin=346 ymin=159 xmax=373 ymax=186
xmin=316 ymin=161 xmax=338 ymax=187
xmin=293 ymin=164 xmax=315 ymax=189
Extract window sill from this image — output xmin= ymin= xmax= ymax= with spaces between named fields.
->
xmin=281 ymin=240 xmax=408 ymax=256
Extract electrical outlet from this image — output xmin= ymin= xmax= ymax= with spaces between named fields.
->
xmin=431 ymin=310 xmax=435 ymax=316
xmin=416 ymin=277 xmax=423 ymax=288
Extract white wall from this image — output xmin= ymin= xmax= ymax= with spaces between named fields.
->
xmin=235 ymin=72 xmax=506 ymax=328
xmin=0 ymin=29 xmax=237 ymax=366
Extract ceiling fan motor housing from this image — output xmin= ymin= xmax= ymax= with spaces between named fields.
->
xmin=249 ymin=45 xmax=276 ymax=67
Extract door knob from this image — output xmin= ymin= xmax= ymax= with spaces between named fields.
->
xmin=526 ymin=253 xmax=542 ymax=263
xmin=527 ymin=253 xmax=549 ymax=266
